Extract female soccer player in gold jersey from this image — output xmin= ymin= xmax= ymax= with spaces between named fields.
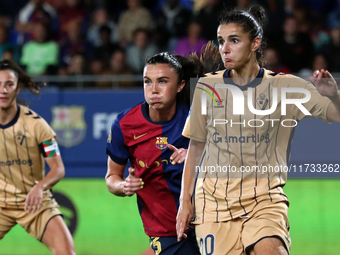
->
xmin=0 ymin=60 xmax=76 ymax=255
xmin=177 ymin=6 xmax=340 ymax=255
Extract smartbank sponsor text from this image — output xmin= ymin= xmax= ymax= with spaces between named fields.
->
xmin=0 ymin=159 xmax=33 ymax=167
xmin=212 ymin=132 xmax=270 ymax=144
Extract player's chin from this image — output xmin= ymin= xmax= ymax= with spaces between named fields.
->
xmin=224 ymin=62 xmax=234 ymax=69
xmin=149 ymin=102 xmax=164 ymax=109
xmin=0 ymin=103 xmax=10 ymax=110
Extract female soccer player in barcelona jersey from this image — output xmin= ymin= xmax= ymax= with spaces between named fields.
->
xmin=106 ymin=44 xmax=222 ymax=254
xmin=0 ymin=60 xmax=76 ymax=255
xmin=176 ymin=6 xmax=340 ymax=255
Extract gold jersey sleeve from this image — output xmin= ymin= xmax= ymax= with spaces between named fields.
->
xmin=275 ymin=73 xmax=331 ymax=122
xmin=32 ymin=111 xmax=56 ymax=144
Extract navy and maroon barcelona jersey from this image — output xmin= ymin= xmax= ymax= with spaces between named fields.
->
xmin=106 ymin=102 xmax=189 ymax=237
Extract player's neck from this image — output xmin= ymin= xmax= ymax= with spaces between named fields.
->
xmin=0 ymin=104 xmax=18 ymax=126
xmin=230 ymin=62 xmax=260 ymax=86
xmin=149 ymin=103 xmax=176 ymax=122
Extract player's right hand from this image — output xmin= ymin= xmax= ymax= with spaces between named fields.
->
xmin=309 ymin=69 xmax=339 ymax=99
xmin=176 ymin=199 xmax=194 ymax=242
xmin=123 ymin=167 xmax=143 ymax=196
xmin=168 ymin=144 xmax=187 ymax=165
xmin=24 ymin=183 xmax=43 ymax=214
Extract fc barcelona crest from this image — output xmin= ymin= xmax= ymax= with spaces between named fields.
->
xmin=51 ymin=106 xmax=87 ymax=147
xmin=156 ymin=137 xmax=168 ymax=150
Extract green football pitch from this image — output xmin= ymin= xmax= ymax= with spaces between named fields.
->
xmin=0 ymin=179 xmax=339 ymax=255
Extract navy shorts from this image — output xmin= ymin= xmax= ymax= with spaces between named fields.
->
xmin=149 ymin=231 xmax=200 ymax=255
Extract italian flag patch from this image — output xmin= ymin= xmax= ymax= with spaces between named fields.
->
xmin=42 ymin=138 xmax=60 ymax=157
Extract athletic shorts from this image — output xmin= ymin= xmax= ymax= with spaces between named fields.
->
xmin=195 ymin=201 xmax=290 ymax=255
xmin=149 ymin=230 xmax=200 ymax=255
xmin=0 ymin=199 xmax=62 ymax=241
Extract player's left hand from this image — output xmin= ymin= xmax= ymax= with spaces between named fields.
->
xmin=123 ymin=167 xmax=143 ymax=196
xmin=168 ymin=144 xmax=187 ymax=165
xmin=176 ymin=199 xmax=194 ymax=242
xmin=309 ymin=69 xmax=339 ymax=99
xmin=24 ymin=183 xmax=43 ymax=214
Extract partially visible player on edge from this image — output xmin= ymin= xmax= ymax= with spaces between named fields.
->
xmin=0 ymin=60 xmax=76 ymax=254
xmin=105 ymin=43 xmax=222 ymax=255
xmin=176 ymin=6 xmax=340 ymax=255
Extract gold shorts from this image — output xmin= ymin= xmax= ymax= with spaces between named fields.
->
xmin=195 ymin=201 xmax=290 ymax=255
xmin=0 ymin=199 xmax=62 ymax=241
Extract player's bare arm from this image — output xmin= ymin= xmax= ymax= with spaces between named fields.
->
xmin=106 ymin=157 xmax=143 ymax=197
xmin=176 ymin=140 xmax=205 ymax=242
xmin=24 ymin=155 xmax=65 ymax=214
xmin=309 ymin=69 xmax=340 ymax=123
xmin=105 ymin=158 xmax=126 ymax=196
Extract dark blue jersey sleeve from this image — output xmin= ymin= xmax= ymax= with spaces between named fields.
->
xmin=106 ymin=116 xmax=129 ymax=165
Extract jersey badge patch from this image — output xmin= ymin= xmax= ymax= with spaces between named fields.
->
xmin=16 ymin=131 xmax=26 ymax=146
xmin=256 ymin=93 xmax=269 ymax=110
xmin=42 ymin=138 xmax=60 ymax=157
xmin=155 ymin=137 xmax=168 ymax=150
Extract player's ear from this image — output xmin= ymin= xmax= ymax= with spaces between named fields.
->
xmin=177 ymin=80 xmax=186 ymax=93
xmin=251 ymin=36 xmax=261 ymax=52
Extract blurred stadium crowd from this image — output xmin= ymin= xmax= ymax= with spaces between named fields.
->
xmin=0 ymin=0 xmax=340 ymax=87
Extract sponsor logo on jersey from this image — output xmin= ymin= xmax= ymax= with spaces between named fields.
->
xmin=212 ymin=131 xmax=270 ymax=144
xmin=212 ymin=132 xmax=222 ymax=143
xmin=134 ymin=133 xmax=147 ymax=140
xmin=51 ymin=106 xmax=87 ymax=147
xmin=155 ymin=137 xmax=168 ymax=150
xmin=0 ymin=159 xmax=33 ymax=167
